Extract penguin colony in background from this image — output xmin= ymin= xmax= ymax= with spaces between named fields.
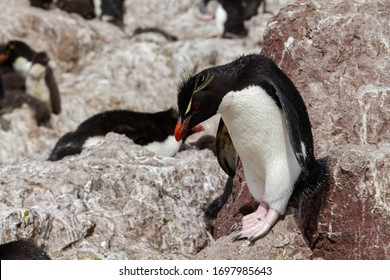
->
xmin=48 ymin=108 xmax=205 ymax=161
xmin=30 ymin=0 xmax=125 ymax=27
xmin=198 ymin=0 xmax=268 ymax=38
xmin=175 ymin=54 xmax=328 ymax=241
xmin=1 ymin=3 xmax=329 ymax=258
xmin=0 ymin=40 xmax=61 ymax=125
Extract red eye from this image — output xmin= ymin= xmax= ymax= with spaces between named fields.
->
xmin=193 ymin=103 xmax=200 ymax=111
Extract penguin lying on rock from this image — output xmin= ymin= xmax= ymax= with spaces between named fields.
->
xmin=0 ymin=40 xmax=61 ymax=116
xmin=48 ymin=108 xmax=203 ymax=161
xmin=175 ymin=54 xmax=328 ymax=242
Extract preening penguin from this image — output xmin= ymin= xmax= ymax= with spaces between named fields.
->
xmin=175 ymin=54 xmax=328 ymax=242
xmin=49 ymin=108 xmax=203 ymax=161
xmin=0 ymin=40 xmax=61 ymax=115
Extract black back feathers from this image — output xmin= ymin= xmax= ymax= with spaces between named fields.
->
xmin=48 ymin=108 xmax=185 ymax=161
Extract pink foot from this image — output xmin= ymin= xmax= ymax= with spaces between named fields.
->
xmin=195 ymin=12 xmax=215 ymax=21
xmin=231 ymin=202 xmax=279 ymax=242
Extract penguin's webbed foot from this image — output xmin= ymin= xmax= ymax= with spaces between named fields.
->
xmin=231 ymin=202 xmax=279 ymax=242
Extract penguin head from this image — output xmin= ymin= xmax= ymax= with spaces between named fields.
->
xmin=0 ymin=40 xmax=35 ymax=66
xmin=166 ymin=107 xmax=204 ymax=142
xmin=175 ymin=65 xmax=238 ymax=141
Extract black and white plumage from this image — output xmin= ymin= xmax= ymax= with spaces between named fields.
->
xmin=98 ymin=0 xmax=125 ymax=27
xmin=48 ymin=108 xmax=203 ymax=161
xmin=175 ymin=54 xmax=328 ymax=241
xmin=0 ymin=40 xmax=61 ymax=115
xmin=55 ymin=0 xmax=125 ymax=27
xmin=198 ymin=0 xmax=267 ymax=38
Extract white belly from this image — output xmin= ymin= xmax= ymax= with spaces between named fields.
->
xmin=217 ymin=86 xmax=301 ymax=213
xmin=143 ymin=136 xmax=181 ymax=157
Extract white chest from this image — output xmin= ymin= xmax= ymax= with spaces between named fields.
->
xmin=215 ymin=4 xmax=227 ymax=35
xmin=217 ymin=86 xmax=299 ymax=178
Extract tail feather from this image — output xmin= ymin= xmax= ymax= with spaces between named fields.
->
xmin=291 ymin=157 xmax=330 ymax=248
xmin=293 ymin=157 xmax=329 ymax=199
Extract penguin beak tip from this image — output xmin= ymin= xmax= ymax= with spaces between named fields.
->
xmin=174 ymin=117 xmax=191 ymax=142
xmin=174 ymin=121 xmax=182 ymax=141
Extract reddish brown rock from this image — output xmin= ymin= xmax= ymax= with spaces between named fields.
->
xmin=214 ymin=0 xmax=390 ymax=259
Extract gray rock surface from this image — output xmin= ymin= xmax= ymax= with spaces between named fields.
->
xmin=0 ymin=133 xmax=227 ymax=259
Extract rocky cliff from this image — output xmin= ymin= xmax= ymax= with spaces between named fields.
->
xmin=213 ymin=0 xmax=389 ymax=259
xmin=0 ymin=0 xmax=388 ymax=260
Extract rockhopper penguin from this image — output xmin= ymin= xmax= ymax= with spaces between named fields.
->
xmin=175 ymin=54 xmax=328 ymax=242
xmin=0 ymin=40 xmax=61 ymax=115
xmin=49 ymin=108 xmax=203 ymax=161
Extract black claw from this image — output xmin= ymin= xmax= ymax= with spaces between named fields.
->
xmin=230 ymin=235 xmax=240 ymax=242
xmin=230 ymin=223 xmax=242 ymax=232
xmin=231 ymin=232 xmax=248 ymax=242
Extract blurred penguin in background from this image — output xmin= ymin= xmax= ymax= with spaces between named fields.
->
xmin=98 ymin=0 xmax=126 ymax=28
xmin=56 ymin=0 xmax=96 ymax=19
xmin=29 ymin=0 xmax=53 ymax=10
xmin=55 ymin=0 xmax=125 ymax=27
xmin=0 ymin=40 xmax=61 ymax=115
xmin=0 ymin=40 xmax=60 ymax=126
xmin=197 ymin=0 xmax=267 ymax=38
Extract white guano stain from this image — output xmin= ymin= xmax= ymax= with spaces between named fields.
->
xmin=356 ymin=84 xmax=390 ymax=145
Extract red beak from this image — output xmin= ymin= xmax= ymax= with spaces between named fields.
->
xmin=174 ymin=118 xmax=190 ymax=141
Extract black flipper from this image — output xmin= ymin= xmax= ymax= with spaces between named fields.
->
xmin=45 ymin=66 xmax=61 ymax=114
xmin=215 ymin=118 xmax=238 ymax=177
xmin=262 ymin=76 xmax=314 ymax=178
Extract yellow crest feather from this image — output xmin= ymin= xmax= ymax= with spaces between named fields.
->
xmin=184 ymin=72 xmax=214 ymax=115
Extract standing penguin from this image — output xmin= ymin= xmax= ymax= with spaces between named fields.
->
xmin=175 ymin=54 xmax=328 ymax=241
xmin=48 ymin=108 xmax=203 ymax=161
xmin=98 ymin=0 xmax=126 ymax=28
xmin=199 ymin=0 xmax=266 ymax=38
xmin=0 ymin=40 xmax=61 ymax=115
